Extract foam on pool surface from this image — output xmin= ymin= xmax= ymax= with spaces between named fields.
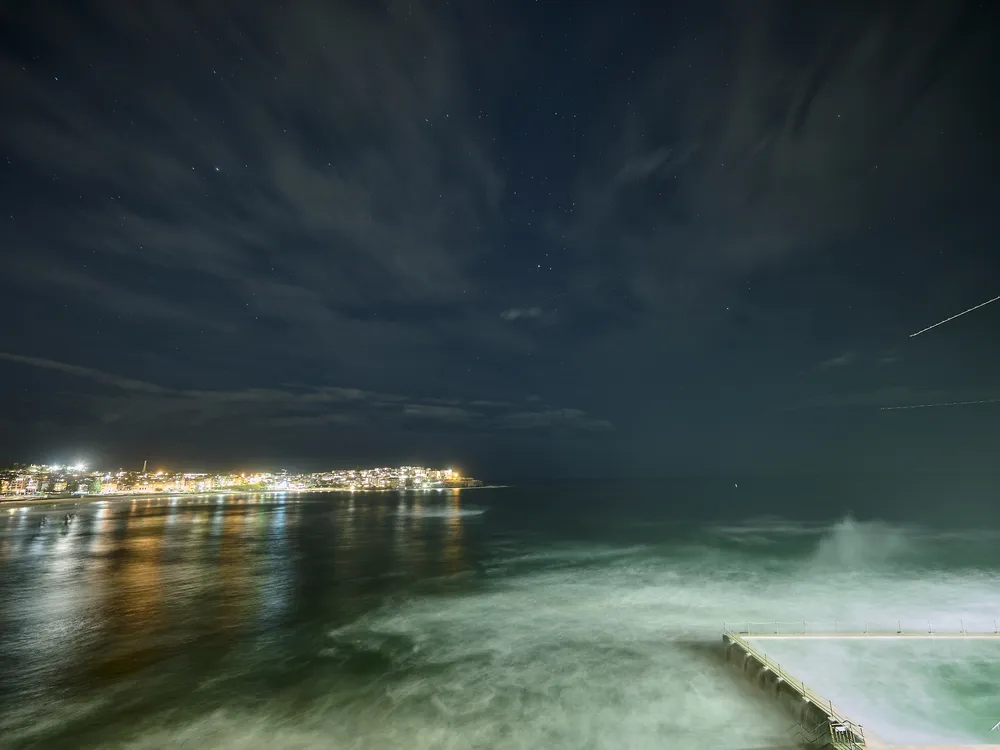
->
xmin=746 ymin=637 xmax=1000 ymax=745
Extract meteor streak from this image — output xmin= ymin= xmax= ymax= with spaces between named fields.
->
xmin=880 ymin=398 xmax=1000 ymax=411
xmin=909 ymin=294 xmax=1000 ymax=338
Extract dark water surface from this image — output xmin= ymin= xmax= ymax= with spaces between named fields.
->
xmin=1 ymin=480 xmax=999 ymax=749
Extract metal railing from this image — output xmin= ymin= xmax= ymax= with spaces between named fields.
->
xmin=724 ymin=628 xmax=866 ymax=747
xmin=789 ymin=720 xmax=863 ymax=750
xmin=725 ymin=618 xmax=1000 ymax=637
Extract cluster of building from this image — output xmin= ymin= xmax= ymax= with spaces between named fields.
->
xmin=0 ymin=464 xmax=480 ymax=498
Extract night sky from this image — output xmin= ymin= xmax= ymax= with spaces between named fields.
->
xmin=1 ymin=0 xmax=999 ymax=478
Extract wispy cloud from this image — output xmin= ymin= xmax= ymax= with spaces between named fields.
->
xmin=500 ymin=307 xmax=543 ymax=322
xmin=0 ymin=353 xmax=168 ymax=393
xmin=613 ymin=145 xmax=700 ymax=185
xmin=614 ymin=147 xmax=674 ymax=184
xmin=2 ymin=1 xmax=503 ymax=338
xmin=499 ymin=408 xmax=613 ymax=431
xmin=402 ymin=404 xmax=479 ymax=423
xmin=819 ymin=351 xmax=857 ymax=369
xmin=561 ymin=1 xmax=993 ymax=320
xmin=0 ymin=353 xmax=611 ymax=434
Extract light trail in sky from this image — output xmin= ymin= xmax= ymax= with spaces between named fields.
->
xmin=880 ymin=398 xmax=1000 ymax=411
xmin=909 ymin=294 xmax=1000 ymax=338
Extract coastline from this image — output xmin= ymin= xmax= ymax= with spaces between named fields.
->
xmin=0 ymin=484 xmax=504 ymax=508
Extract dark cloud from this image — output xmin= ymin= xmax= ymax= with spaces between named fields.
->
xmin=0 ymin=353 xmax=610 ymax=437
xmin=563 ymin=0 xmax=997 ymax=318
xmin=2 ymin=0 xmax=503 ymax=336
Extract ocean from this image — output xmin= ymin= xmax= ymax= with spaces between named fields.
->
xmin=1 ymin=478 xmax=999 ymax=749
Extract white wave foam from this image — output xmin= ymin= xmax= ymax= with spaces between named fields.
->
xmin=709 ymin=515 xmax=823 ymax=538
xmin=25 ymin=514 xmax=1000 ymax=749
xmin=808 ymin=515 xmax=916 ymax=570
xmin=318 ymin=516 xmax=1000 ymax=748
xmin=395 ymin=507 xmax=487 ymax=518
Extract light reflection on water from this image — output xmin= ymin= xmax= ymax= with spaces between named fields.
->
xmin=0 ymin=491 xmax=480 ymax=748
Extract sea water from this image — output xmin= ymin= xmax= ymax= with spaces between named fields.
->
xmin=0 ymin=478 xmax=998 ymax=749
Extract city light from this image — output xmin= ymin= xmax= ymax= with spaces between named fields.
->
xmin=0 ymin=463 xmax=479 ymax=498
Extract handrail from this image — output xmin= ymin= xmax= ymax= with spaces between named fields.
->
xmin=724 ymin=628 xmax=866 ymax=747
xmin=789 ymin=719 xmax=861 ymax=748
xmin=788 ymin=719 xmax=830 ymax=742
xmin=724 ymin=619 xmax=1000 ymax=636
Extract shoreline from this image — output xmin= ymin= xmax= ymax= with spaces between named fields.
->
xmin=0 ymin=484 xmax=504 ymax=508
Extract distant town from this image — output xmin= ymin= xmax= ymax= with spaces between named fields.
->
xmin=0 ymin=463 xmax=481 ymax=499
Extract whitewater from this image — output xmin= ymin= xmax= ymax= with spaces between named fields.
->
xmin=1 ymin=490 xmax=998 ymax=749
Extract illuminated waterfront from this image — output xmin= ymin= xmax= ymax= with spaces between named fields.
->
xmin=0 ymin=464 xmax=480 ymax=499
